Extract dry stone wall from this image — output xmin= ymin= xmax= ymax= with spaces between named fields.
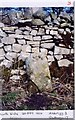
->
xmin=0 ymin=8 xmax=74 ymax=69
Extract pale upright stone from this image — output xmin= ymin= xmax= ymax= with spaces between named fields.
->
xmin=26 ymin=53 xmax=52 ymax=92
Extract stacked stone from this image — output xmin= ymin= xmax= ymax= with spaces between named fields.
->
xmin=0 ymin=9 xmax=74 ymax=69
xmin=0 ymin=8 xmax=74 ymax=92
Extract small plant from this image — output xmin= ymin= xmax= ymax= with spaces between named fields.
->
xmin=2 ymin=92 xmax=19 ymax=103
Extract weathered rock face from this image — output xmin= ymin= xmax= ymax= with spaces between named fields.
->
xmin=25 ymin=53 xmax=52 ymax=92
xmin=32 ymin=19 xmax=45 ymax=26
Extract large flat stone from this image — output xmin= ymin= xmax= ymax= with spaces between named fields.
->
xmin=19 ymin=19 xmax=32 ymax=23
xmin=32 ymin=19 xmax=45 ymax=26
xmin=50 ymin=30 xmax=58 ymax=35
xmin=17 ymin=39 xmax=26 ymax=44
xmin=24 ymin=35 xmax=33 ymax=41
xmin=9 ymin=34 xmax=24 ymax=39
xmin=5 ymin=52 xmax=17 ymax=61
xmin=15 ymin=29 xmax=22 ymax=34
xmin=1 ymin=37 xmax=15 ymax=44
xmin=25 ymin=26 xmax=32 ymax=31
xmin=12 ymin=44 xmax=22 ymax=53
xmin=5 ymin=52 xmax=17 ymax=60
xmin=22 ymin=45 xmax=31 ymax=53
xmin=23 ymin=31 xmax=30 ymax=35
xmin=30 ymin=30 xmax=37 ymax=36
xmin=41 ymin=43 xmax=55 ymax=49
xmin=41 ymin=40 xmax=53 ymax=43
xmin=58 ymin=59 xmax=73 ymax=67
xmin=42 ymin=35 xmax=52 ymax=40
xmin=54 ymin=46 xmax=70 ymax=55
xmin=4 ymin=45 xmax=12 ymax=52
xmin=55 ymin=55 xmax=63 ymax=60
xmin=33 ymin=36 xmax=41 ymax=41
xmin=15 ymin=35 xmax=24 ymax=39
xmin=25 ymin=53 xmax=52 ymax=92
xmin=61 ymin=23 xmax=68 ymax=27
xmin=2 ymin=27 xmax=17 ymax=31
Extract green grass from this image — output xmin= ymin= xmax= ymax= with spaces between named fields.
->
xmin=2 ymin=92 xmax=19 ymax=103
